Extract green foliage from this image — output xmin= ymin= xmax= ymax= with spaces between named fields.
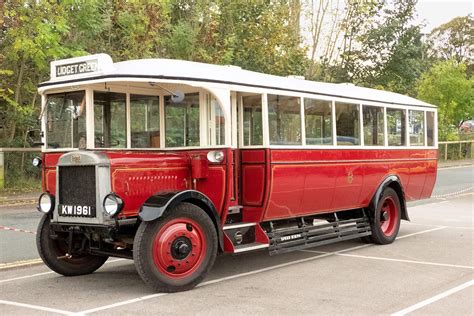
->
xmin=417 ymin=60 xmax=474 ymax=140
xmin=1 ymin=0 xmax=473 ymax=150
xmin=428 ymin=15 xmax=473 ymax=73
xmin=329 ymin=0 xmax=427 ymax=96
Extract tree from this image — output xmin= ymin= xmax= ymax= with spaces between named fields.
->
xmin=417 ymin=60 xmax=473 ymax=140
xmin=427 ymin=15 xmax=473 ymax=70
xmin=1 ymin=0 xmax=78 ymax=145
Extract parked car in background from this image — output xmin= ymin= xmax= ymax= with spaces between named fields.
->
xmin=459 ymin=119 xmax=474 ymax=133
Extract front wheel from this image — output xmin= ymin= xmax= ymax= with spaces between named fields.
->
xmin=133 ymin=202 xmax=218 ymax=292
xmin=368 ymin=187 xmax=401 ymax=244
xmin=36 ymin=214 xmax=108 ymax=276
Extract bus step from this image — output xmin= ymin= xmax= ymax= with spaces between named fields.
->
xmin=267 ymin=217 xmax=371 ymax=255
xmin=233 ymin=242 xmax=269 ymax=253
xmin=223 ymin=222 xmax=257 ymax=247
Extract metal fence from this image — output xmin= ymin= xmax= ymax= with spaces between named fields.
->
xmin=0 ymin=148 xmax=41 ymax=190
xmin=438 ymin=140 xmax=474 ymax=160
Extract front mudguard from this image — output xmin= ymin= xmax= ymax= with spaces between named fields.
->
xmin=138 ymin=190 xmax=224 ymax=251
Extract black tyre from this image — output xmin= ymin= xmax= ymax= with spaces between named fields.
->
xmin=36 ymin=214 xmax=108 ymax=276
xmin=368 ymin=187 xmax=401 ymax=245
xmin=133 ymin=202 xmax=218 ymax=292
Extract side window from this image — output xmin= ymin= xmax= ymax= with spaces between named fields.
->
xmin=164 ymin=93 xmax=200 ymax=147
xmin=207 ymin=94 xmax=225 ymax=146
xmin=426 ymin=111 xmax=435 ymax=146
xmin=409 ymin=110 xmax=425 ymax=146
xmin=387 ymin=108 xmax=406 ymax=146
xmin=336 ymin=102 xmax=360 ymax=145
xmin=242 ymin=95 xmax=263 ymax=146
xmin=94 ymin=91 xmax=127 ymax=148
xmin=363 ymin=105 xmax=384 ymax=146
xmin=268 ymin=94 xmax=301 ymax=145
xmin=130 ymin=94 xmax=160 ymax=148
xmin=304 ymin=98 xmax=332 ymax=145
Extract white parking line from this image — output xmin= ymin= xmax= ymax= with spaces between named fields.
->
xmin=0 ymin=299 xmax=73 ymax=315
xmin=391 ymin=279 xmax=474 ymax=316
xmin=406 ymin=222 xmax=474 ymax=230
xmin=0 ymin=258 xmax=127 ymax=284
xmin=396 ymin=226 xmax=446 ymax=239
xmin=301 ymin=250 xmax=474 ymax=270
xmin=0 ymin=271 xmax=54 ymax=284
xmin=0 ymin=226 xmax=457 ymax=314
xmin=72 ymin=252 xmax=335 ymax=315
xmin=73 ymin=227 xmax=449 ymax=314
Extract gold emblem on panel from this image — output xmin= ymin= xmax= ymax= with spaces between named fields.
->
xmin=347 ymin=170 xmax=354 ymax=184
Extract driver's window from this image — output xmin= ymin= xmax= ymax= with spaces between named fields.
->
xmin=164 ymin=93 xmax=200 ymax=147
xmin=94 ymin=91 xmax=127 ymax=148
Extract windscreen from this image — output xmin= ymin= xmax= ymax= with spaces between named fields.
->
xmin=46 ymin=91 xmax=86 ymax=149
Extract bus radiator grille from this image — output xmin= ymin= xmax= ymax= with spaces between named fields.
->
xmin=58 ymin=166 xmax=97 ymax=210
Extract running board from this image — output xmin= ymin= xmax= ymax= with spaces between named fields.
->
xmin=234 ymin=242 xmax=269 ymax=253
xmin=267 ymin=217 xmax=371 ymax=256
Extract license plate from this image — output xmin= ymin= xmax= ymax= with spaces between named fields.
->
xmin=59 ymin=204 xmax=96 ymax=217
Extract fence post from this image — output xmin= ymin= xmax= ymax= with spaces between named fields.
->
xmin=0 ymin=151 xmax=4 ymax=189
xmin=444 ymin=143 xmax=448 ymax=160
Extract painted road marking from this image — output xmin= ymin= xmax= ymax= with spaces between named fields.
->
xmin=406 ymin=222 xmax=474 ymax=230
xmin=0 ymin=258 xmax=127 ymax=284
xmin=301 ymin=250 xmax=474 ymax=270
xmin=71 ymin=252 xmax=335 ymax=315
xmin=391 ymin=279 xmax=474 ymax=316
xmin=396 ymin=226 xmax=446 ymax=239
xmin=438 ymin=164 xmax=474 ymax=170
xmin=0 ymin=299 xmax=72 ymax=315
xmin=71 ymin=227 xmax=447 ymax=315
xmin=431 ymin=186 xmax=474 ymax=199
xmin=0 ymin=259 xmax=43 ymax=270
xmin=0 ymin=225 xmax=37 ymax=235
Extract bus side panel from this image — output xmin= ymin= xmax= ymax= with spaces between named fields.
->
xmin=420 ymin=159 xmax=437 ymax=198
xmin=262 ymin=149 xmax=437 ymax=221
xmin=241 ymin=150 xmax=266 ymax=206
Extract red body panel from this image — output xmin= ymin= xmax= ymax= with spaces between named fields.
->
xmin=43 ymin=150 xmax=229 ymax=219
xmin=260 ymin=149 xmax=437 ymax=221
xmin=43 ymin=148 xmax=437 ymax=225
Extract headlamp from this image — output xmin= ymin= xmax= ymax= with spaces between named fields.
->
xmin=37 ymin=192 xmax=54 ymax=213
xmin=103 ymin=193 xmax=124 ymax=217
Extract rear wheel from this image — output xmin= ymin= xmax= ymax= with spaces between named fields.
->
xmin=368 ymin=187 xmax=401 ymax=244
xmin=133 ymin=202 xmax=218 ymax=292
xmin=36 ymin=214 xmax=108 ymax=276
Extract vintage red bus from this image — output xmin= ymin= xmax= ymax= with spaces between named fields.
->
xmin=35 ymin=54 xmax=437 ymax=292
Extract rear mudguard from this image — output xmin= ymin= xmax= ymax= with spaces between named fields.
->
xmin=369 ymin=175 xmax=409 ymax=221
xmin=139 ymin=190 xmax=224 ymax=251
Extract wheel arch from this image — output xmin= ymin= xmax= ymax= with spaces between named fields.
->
xmin=139 ymin=190 xmax=224 ymax=251
xmin=369 ymin=175 xmax=409 ymax=221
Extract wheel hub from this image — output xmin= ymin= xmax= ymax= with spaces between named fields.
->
xmin=171 ymin=237 xmax=192 ymax=260
xmin=152 ymin=218 xmax=207 ymax=279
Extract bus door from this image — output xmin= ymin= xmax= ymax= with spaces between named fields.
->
xmin=233 ymin=93 xmax=267 ymax=223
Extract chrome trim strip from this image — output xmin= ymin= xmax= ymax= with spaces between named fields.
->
xmin=233 ymin=243 xmax=270 ymax=253
xmin=223 ymin=222 xmax=256 ymax=230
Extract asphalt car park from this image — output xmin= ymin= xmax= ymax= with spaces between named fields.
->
xmin=1 ymin=192 xmax=472 ymax=315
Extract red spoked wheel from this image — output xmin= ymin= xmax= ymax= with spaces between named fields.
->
xmin=152 ymin=218 xmax=206 ymax=279
xmin=368 ymin=187 xmax=402 ymax=245
xmin=134 ymin=202 xmax=217 ymax=292
xmin=379 ymin=196 xmax=398 ymax=237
